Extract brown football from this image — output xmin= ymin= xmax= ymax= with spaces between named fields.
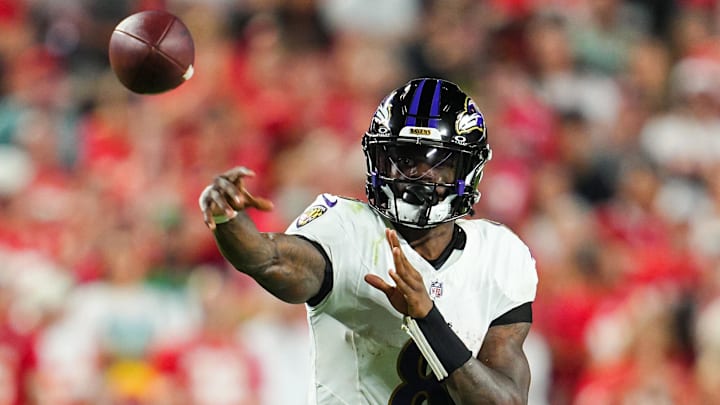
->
xmin=108 ymin=10 xmax=195 ymax=94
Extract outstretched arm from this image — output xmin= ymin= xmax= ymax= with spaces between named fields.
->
xmin=199 ymin=167 xmax=327 ymax=304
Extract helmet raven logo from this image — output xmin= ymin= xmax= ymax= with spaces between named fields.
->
xmin=455 ymin=97 xmax=484 ymax=134
xmin=296 ymin=205 xmax=327 ymax=227
xmin=372 ymin=94 xmax=393 ymax=134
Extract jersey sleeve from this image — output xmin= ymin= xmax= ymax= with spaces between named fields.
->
xmin=285 ymin=194 xmax=349 ymax=254
xmin=284 ymin=194 xmax=350 ymax=306
xmin=491 ymin=228 xmax=538 ymax=322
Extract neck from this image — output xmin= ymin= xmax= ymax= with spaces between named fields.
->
xmin=394 ymin=222 xmax=455 ymax=261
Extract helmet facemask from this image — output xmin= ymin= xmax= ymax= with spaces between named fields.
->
xmin=365 ymin=139 xmax=491 ymax=228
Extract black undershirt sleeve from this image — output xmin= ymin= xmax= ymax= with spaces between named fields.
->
xmin=295 ymin=236 xmax=334 ymax=306
xmin=489 ymin=302 xmax=533 ymax=327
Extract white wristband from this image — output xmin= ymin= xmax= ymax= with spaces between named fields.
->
xmin=212 ymin=211 xmax=238 ymax=225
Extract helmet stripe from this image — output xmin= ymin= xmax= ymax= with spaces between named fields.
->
xmin=430 ymin=80 xmax=441 ymax=116
xmin=428 ymin=80 xmax=442 ymax=128
xmin=405 ymin=79 xmax=426 ymax=126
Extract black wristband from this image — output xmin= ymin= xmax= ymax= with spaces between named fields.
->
xmin=411 ymin=304 xmax=472 ymax=379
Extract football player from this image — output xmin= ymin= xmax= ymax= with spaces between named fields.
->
xmin=199 ymin=78 xmax=538 ymax=404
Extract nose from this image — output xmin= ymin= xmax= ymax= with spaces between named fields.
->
xmin=414 ymin=162 xmax=433 ymax=176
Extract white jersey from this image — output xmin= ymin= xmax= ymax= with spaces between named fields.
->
xmin=285 ymin=194 xmax=538 ymax=405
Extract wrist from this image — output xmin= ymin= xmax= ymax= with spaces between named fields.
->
xmin=212 ymin=211 xmax=238 ymax=225
xmin=414 ymin=301 xmax=434 ymax=319
xmin=403 ymin=303 xmax=472 ymax=380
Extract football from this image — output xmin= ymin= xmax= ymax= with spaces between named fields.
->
xmin=108 ymin=10 xmax=195 ymax=94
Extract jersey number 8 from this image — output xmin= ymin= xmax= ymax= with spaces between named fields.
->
xmin=388 ymin=340 xmax=454 ymax=404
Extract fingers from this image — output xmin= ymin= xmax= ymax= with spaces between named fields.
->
xmin=199 ymin=185 xmax=235 ymax=230
xmin=198 ymin=166 xmax=273 ymax=229
xmin=199 ymin=186 xmax=216 ymax=230
xmin=377 ymin=229 xmax=435 ymax=318
xmin=385 ymin=228 xmax=425 ymax=291
xmin=224 ymin=167 xmax=273 ymax=211
xmin=217 ymin=173 xmax=274 ymax=212
xmin=214 ymin=176 xmax=245 ymax=211
xmin=243 ymin=189 xmax=274 ymax=211
xmin=223 ymin=166 xmax=256 ymax=185
xmin=388 ymin=269 xmax=411 ymax=293
xmin=386 ymin=229 xmax=413 ymax=276
xmin=386 ymin=228 xmax=400 ymax=249
xmin=364 ymin=274 xmax=395 ymax=297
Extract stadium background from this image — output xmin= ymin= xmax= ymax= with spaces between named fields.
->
xmin=1 ymin=0 xmax=719 ymax=404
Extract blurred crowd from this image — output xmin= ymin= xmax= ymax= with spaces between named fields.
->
xmin=0 ymin=0 xmax=719 ymax=404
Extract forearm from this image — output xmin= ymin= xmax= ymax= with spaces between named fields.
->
xmin=404 ymin=304 xmax=530 ymax=405
xmin=445 ymin=357 xmax=529 ymax=405
xmin=213 ymin=212 xmax=279 ymax=275
xmin=212 ymin=212 xmax=323 ymax=303
xmin=446 ymin=321 xmax=531 ymax=405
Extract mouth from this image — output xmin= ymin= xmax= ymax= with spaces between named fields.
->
xmin=395 ymin=182 xmax=453 ymax=206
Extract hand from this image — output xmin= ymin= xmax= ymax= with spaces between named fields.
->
xmin=198 ymin=166 xmax=274 ymax=230
xmin=364 ymin=229 xmax=434 ymax=319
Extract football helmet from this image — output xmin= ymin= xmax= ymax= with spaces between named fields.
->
xmin=363 ymin=78 xmax=492 ymax=228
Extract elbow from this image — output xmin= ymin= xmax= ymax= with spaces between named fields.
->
xmin=270 ymin=283 xmax=312 ymax=304
xmin=253 ymin=266 xmax=318 ymax=304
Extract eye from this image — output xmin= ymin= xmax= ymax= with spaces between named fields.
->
xmin=396 ymin=157 xmax=415 ymax=168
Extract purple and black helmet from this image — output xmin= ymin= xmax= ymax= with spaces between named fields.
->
xmin=362 ymin=78 xmax=492 ymax=228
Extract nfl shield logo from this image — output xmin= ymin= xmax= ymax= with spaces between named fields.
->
xmin=429 ymin=281 xmax=443 ymax=298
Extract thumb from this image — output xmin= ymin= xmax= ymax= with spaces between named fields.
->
xmin=247 ymin=194 xmax=274 ymax=211
xmin=242 ymin=188 xmax=274 ymax=211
